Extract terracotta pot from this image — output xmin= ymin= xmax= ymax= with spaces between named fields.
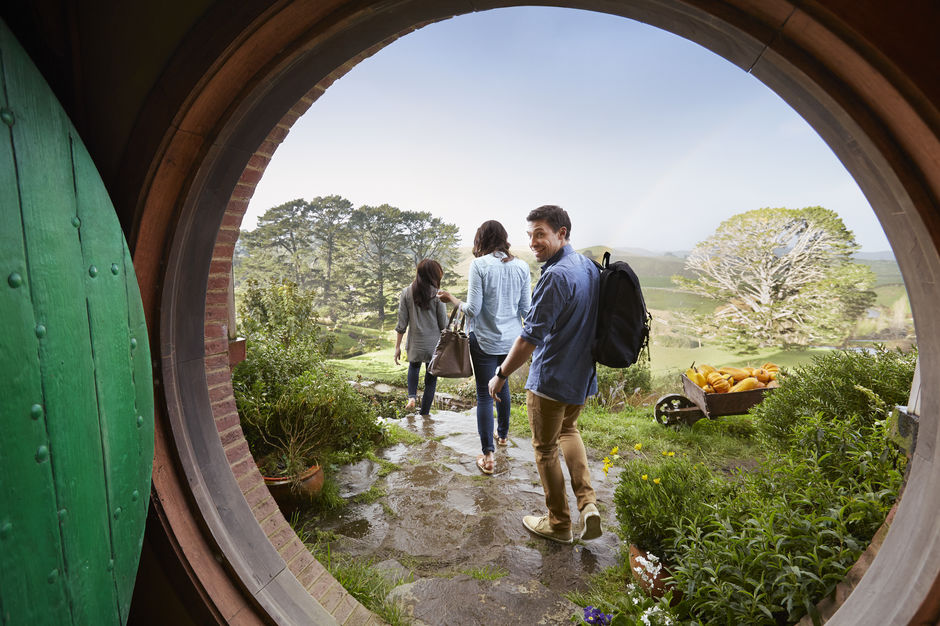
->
xmin=628 ymin=544 xmax=681 ymax=603
xmin=263 ymin=464 xmax=325 ymax=511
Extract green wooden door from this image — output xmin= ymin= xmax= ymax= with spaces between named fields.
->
xmin=0 ymin=19 xmax=154 ymax=626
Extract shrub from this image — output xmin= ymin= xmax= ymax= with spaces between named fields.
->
xmin=590 ymin=349 xmax=911 ymax=625
xmin=237 ymin=368 xmax=385 ymax=476
xmin=233 ymin=279 xmax=386 ymax=476
xmin=232 ymin=280 xmax=332 ymax=408
xmin=668 ymin=452 xmax=899 ymax=625
xmin=238 ymin=278 xmax=333 ymax=356
xmin=614 ymin=456 xmax=719 ymax=558
xmin=591 ymin=362 xmax=652 ymax=410
xmin=750 ymin=346 xmax=916 ymax=448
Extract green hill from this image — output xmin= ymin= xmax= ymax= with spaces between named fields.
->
xmin=450 ymin=245 xmax=907 ymax=295
xmin=859 ymin=258 xmax=904 ymax=286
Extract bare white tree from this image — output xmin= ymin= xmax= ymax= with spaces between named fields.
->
xmin=674 ymin=207 xmax=875 ymax=350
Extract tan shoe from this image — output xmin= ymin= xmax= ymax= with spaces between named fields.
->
xmin=523 ymin=515 xmax=572 ymax=544
xmin=579 ymin=503 xmax=602 ymax=540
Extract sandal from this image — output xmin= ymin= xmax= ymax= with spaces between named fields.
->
xmin=476 ymin=455 xmax=494 ymax=475
xmin=494 ymin=434 xmax=508 ymax=447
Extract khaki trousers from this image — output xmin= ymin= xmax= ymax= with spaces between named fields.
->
xmin=526 ymin=391 xmax=596 ymax=531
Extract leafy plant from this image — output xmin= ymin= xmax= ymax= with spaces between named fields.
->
xmin=584 ymin=347 xmax=914 ymax=625
xmin=567 ymin=558 xmax=678 ymax=625
xmin=590 ymin=362 xmax=653 ymax=410
xmin=667 ymin=452 xmax=898 ymax=625
xmin=751 ymin=345 xmax=916 ymax=448
xmin=238 ymin=278 xmax=333 ymax=355
xmin=614 ymin=456 xmax=719 ymax=558
xmin=233 ymin=279 xmax=386 ymax=479
xmin=237 ymin=368 xmax=385 ymax=477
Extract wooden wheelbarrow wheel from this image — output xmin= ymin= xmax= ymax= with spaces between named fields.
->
xmin=654 ymin=394 xmax=698 ymax=426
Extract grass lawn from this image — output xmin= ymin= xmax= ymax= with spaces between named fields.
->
xmin=326 ymin=345 xmax=474 ymax=396
xmin=643 ymin=287 xmax=715 ymax=314
xmin=873 ymin=283 xmax=910 ymax=308
xmin=326 ymin=345 xmax=405 ymax=384
xmin=508 ymin=401 xmax=763 ymax=475
xmin=325 ymin=322 xmax=394 ymax=358
xmin=326 ymin=337 xmax=827 ymax=398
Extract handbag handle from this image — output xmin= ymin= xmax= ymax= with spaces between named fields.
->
xmin=446 ymin=305 xmax=466 ymax=333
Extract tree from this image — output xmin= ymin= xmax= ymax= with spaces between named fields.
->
xmin=239 ymin=199 xmax=318 ymax=289
xmin=673 ymin=207 xmax=876 ymax=350
xmin=307 ymin=195 xmax=354 ymax=315
xmin=346 ymin=204 xmax=410 ymax=326
xmin=400 ymin=210 xmax=461 ymax=269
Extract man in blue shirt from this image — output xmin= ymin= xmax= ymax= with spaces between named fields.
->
xmin=488 ymin=205 xmax=602 ymax=544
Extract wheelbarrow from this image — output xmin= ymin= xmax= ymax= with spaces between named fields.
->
xmin=653 ymin=374 xmax=773 ymax=426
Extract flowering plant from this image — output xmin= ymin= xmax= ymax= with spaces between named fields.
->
xmin=613 ymin=456 xmax=717 ymax=558
xmin=582 ymin=605 xmax=613 ymax=625
xmin=575 ymin=586 xmax=676 ymax=625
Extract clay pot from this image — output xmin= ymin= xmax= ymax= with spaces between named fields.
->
xmin=628 ymin=544 xmax=681 ymax=603
xmin=263 ymin=464 xmax=325 ymax=511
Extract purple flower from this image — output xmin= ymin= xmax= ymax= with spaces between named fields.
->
xmin=583 ymin=605 xmax=613 ymax=625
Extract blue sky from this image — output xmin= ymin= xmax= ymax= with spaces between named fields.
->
xmin=244 ymin=6 xmax=891 ymax=253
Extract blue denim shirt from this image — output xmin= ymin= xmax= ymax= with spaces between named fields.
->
xmin=461 ymin=252 xmax=531 ymax=355
xmin=520 ymin=244 xmax=599 ymax=405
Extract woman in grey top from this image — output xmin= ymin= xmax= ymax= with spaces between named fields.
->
xmin=395 ymin=259 xmax=449 ymax=417
xmin=439 ymin=221 xmax=531 ymax=474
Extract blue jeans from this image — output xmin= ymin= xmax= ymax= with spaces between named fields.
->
xmin=469 ymin=332 xmax=510 ymax=454
xmin=407 ymin=361 xmax=437 ymax=415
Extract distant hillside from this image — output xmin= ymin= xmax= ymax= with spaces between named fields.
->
xmin=579 ymin=246 xmax=694 ymax=288
xmin=855 ymin=251 xmax=896 ymax=261
xmin=859 ymin=258 xmax=904 ymax=286
xmin=580 ymin=245 xmax=663 ymax=259
xmin=448 ymin=245 xmax=905 ymax=291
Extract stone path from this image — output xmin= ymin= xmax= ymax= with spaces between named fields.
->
xmin=311 ymin=408 xmax=624 ymax=625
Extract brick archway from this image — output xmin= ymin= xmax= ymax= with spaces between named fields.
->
xmin=132 ymin=1 xmax=940 ymax=623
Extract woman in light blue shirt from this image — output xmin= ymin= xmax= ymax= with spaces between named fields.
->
xmin=439 ymin=221 xmax=531 ymax=474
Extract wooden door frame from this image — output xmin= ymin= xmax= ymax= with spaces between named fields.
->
xmin=126 ymin=1 xmax=940 ymax=623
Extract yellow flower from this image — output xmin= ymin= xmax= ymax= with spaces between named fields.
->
xmin=634 ymin=443 xmax=642 ymax=451
xmin=641 ymin=474 xmax=648 ymax=481
xmin=668 ymin=451 xmax=676 ymax=457
xmin=653 ymin=477 xmax=661 ymax=484
xmin=611 ymin=446 xmax=619 ymax=455
xmin=662 ymin=451 xmax=668 ymax=456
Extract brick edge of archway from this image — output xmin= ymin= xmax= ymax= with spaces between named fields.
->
xmin=200 ymin=25 xmax=430 ymax=624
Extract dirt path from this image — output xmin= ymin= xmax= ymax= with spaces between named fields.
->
xmin=312 ymin=408 xmax=624 ymax=625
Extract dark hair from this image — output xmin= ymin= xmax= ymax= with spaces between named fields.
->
xmin=412 ymin=259 xmax=443 ymax=310
xmin=472 ymin=220 xmax=514 ymax=262
xmin=527 ymin=205 xmax=571 ymax=240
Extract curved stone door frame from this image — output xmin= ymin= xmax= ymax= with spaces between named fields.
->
xmin=130 ymin=1 xmax=940 ymax=623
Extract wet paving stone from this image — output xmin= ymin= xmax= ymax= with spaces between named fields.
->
xmin=311 ymin=408 xmax=624 ymax=624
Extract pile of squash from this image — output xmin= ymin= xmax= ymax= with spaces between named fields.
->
xmin=684 ymin=362 xmax=780 ymax=394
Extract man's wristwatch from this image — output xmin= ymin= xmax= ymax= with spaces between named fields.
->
xmin=495 ymin=366 xmax=508 ymax=380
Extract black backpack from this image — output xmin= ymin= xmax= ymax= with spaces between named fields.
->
xmin=592 ymin=251 xmax=652 ymax=368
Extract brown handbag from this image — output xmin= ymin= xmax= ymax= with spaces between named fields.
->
xmin=428 ymin=307 xmax=474 ymax=378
